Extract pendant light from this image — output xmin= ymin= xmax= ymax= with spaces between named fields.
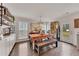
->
xmin=39 ymin=15 xmax=42 ymax=24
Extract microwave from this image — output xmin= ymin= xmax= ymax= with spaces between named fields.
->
xmin=3 ymin=27 xmax=11 ymax=36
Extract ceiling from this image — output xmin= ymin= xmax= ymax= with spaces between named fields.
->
xmin=3 ymin=3 xmax=79 ymax=22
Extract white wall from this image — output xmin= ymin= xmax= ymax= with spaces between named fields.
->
xmin=58 ymin=11 xmax=79 ymax=46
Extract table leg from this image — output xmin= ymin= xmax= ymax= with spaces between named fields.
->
xmin=56 ymin=41 xmax=58 ymax=47
xmin=38 ymin=46 xmax=40 ymax=55
xmin=32 ymin=41 xmax=35 ymax=50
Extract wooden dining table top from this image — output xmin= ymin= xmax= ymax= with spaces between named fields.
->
xmin=29 ymin=34 xmax=48 ymax=41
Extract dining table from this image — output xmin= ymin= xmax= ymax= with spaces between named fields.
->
xmin=29 ymin=34 xmax=48 ymax=50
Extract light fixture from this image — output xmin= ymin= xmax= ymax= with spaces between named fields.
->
xmin=39 ymin=15 xmax=43 ymax=24
xmin=39 ymin=15 xmax=42 ymax=23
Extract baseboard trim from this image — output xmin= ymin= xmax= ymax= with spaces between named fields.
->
xmin=60 ymin=40 xmax=77 ymax=47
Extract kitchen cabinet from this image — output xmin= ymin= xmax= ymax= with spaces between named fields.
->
xmin=0 ymin=3 xmax=16 ymax=56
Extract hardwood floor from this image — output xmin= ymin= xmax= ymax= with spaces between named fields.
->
xmin=10 ymin=41 xmax=79 ymax=56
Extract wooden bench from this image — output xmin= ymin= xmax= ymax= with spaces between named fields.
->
xmin=35 ymin=39 xmax=58 ymax=55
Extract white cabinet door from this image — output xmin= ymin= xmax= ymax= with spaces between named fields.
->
xmin=9 ymin=34 xmax=16 ymax=53
xmin=0 ymin=34 xmax=16 ymax=56
xmin=0 ymin=39 xmax=9 ymax=56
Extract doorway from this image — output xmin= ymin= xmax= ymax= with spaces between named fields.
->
xmin=51 ymin=21 xmax=60 ymax=41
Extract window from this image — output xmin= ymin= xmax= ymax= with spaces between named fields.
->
xmin=41 ymin=22 xmax=50 ymax=34
xmin=18 ymin=21 xmax=28 ymax=39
